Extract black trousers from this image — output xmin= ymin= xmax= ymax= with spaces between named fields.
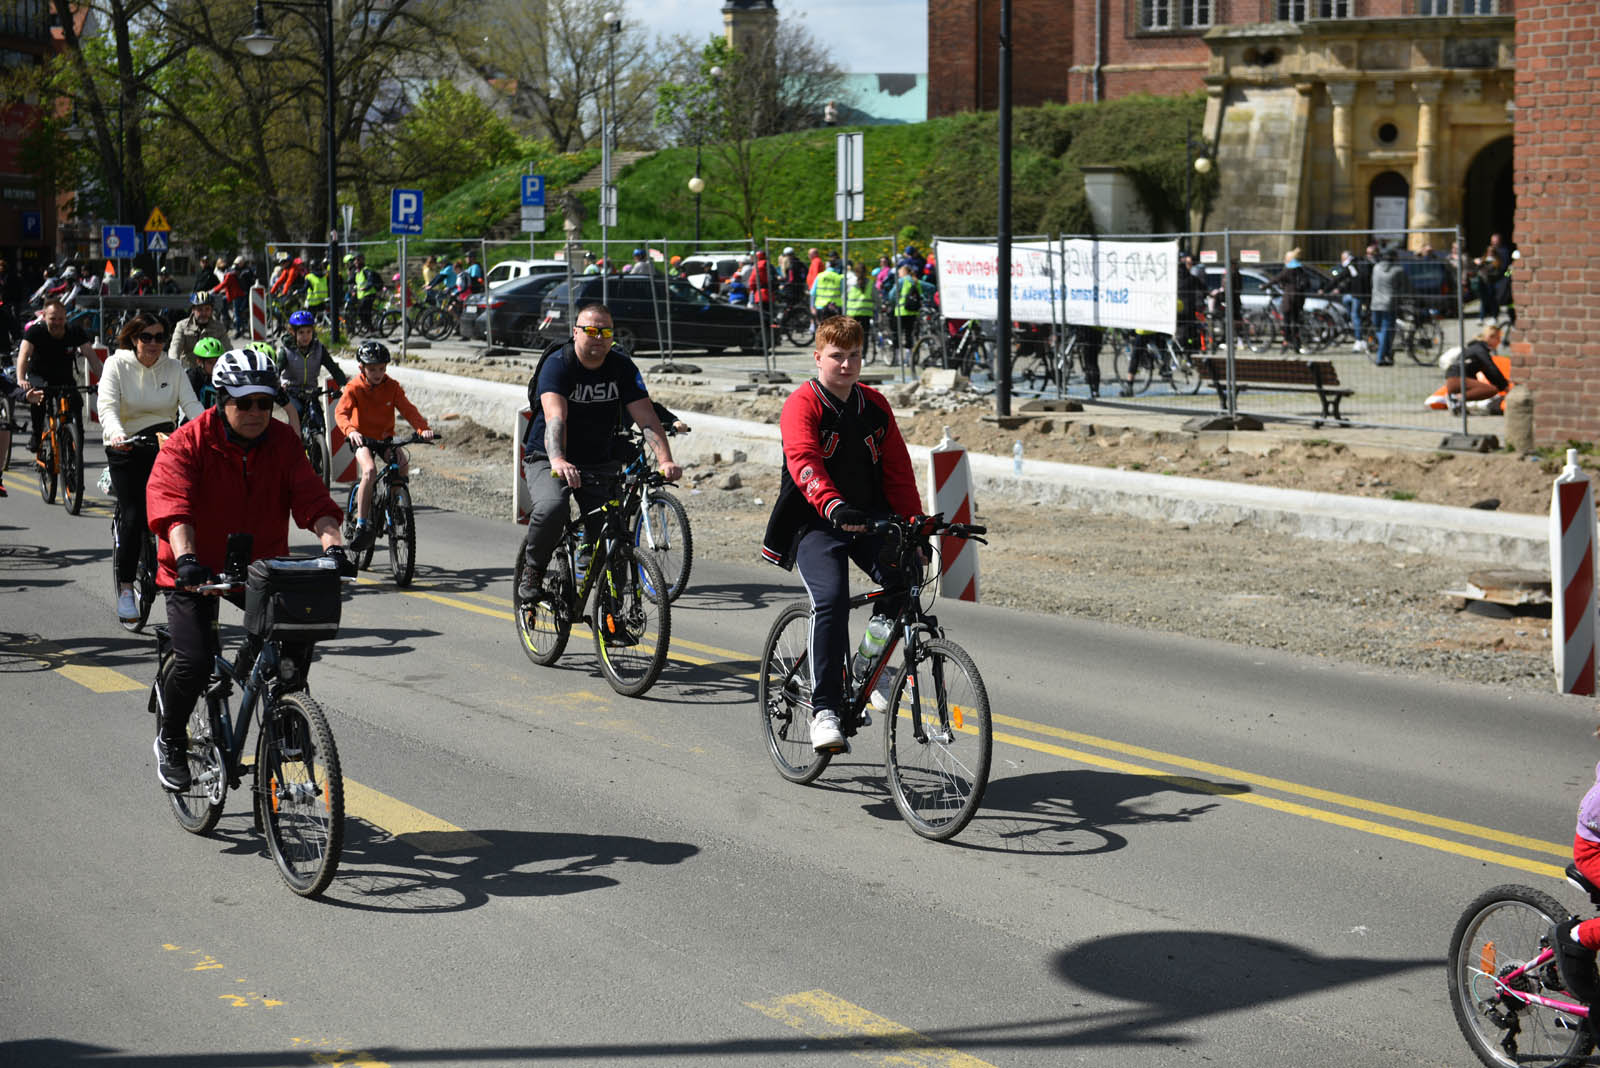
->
xmin=107 ymin=435 xmax=163 ymax=583
xmin=158 ymin=591 xmax=223 ymax=746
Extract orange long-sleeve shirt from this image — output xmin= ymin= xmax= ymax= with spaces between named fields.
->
xmin=334 ymin=374 xmax=429 ymax=440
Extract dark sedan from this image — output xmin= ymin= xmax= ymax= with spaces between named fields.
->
xmin=458 ymin=271 xmax=569 ymax=347
xmin=537 ymin=274 xmax=767 ymax=355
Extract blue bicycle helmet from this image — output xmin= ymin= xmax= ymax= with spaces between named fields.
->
xmin=190 ymin=291 xmax=212 ymax=306
xmin=288 ymin=310 xmax=315 ymax=328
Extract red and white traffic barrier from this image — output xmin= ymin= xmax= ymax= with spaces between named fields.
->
xmin=515 ymin=407 xmax=533 ymax=524
xmin=249 ymin=284 xmax=269 ymax=341
xmin=83 ymin=345 xmax=108 ymax=425
xmin=325 ymin=378 xmax=358 ymax=484
xmin=927 ymin=427 xmax=978 ymax=602
xmin=1551 ymin=448 xmax=1598 ymax=695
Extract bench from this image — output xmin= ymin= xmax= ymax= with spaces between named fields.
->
xmin=1196 ymin=356 xmax=1354 ymax=427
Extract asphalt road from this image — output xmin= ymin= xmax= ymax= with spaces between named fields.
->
xmin=1 ymin=428 xmax=1594 ymax=1068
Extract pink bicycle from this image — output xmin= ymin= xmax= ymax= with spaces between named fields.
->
xmin=1449 ymin=865 xmax=1600 ymax=1066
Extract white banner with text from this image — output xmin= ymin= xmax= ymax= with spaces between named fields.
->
xmin=933 ymin=240 xmax=1060 ymax=323
xmin=1060 ymin=238 xmax=1178 ymax=334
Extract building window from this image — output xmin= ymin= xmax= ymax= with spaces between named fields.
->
xmin=1140 ymin=0 xmax=1212 ymax=31
xmin=1418 ymin=0 xmax=1497 ymax=12
xmin=1277 ymin=0 xmax=1350 ymax=18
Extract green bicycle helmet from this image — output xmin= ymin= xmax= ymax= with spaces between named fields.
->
xmin=192 ymin=337 xmax=226 ymax=362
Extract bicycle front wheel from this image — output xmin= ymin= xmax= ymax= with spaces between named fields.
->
xmin=1407 ymin=315 xmax=1443 ymax=365
xmin=305 ymin=429 xmax=329 ymax=490
xmin=60 ymin=418 xmax=83 ymax=515
xmin=781 ymin=307 xmax=814 ymax=348
xmin=633 ymin=490 xmax=693 ymax=602
xmin=36 ymin=426 xmax=56 ymax=503
xmin=376 ymin=309 xmax=401 ymax=340
xmin=417 ymin=306 xmax=451 ymax=342
xmin=1167 ymin=344 xmax=1199 ymax=395
xmin=257 ymin=691 xmax=344 ymax=898
xmin=592 ymin=546 xmax=670 ymax=697
xmin=883 ymin=637 xmax=992 ymax=841
xmin=388 ymin=485 xmax=416 ymax=587
xmin=758 ymin=602 xmax=830 ymax=784
xmin=513 ymin=549 xmax=571 ymax=665
xmin=1448 ymin=884 xmax=1591 ymax=1068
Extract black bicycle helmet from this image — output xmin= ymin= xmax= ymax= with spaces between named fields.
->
xmin=355 ymin=340 xmax=391 ymax=365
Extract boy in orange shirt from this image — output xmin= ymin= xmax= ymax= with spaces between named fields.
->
xmin=335 ymin=341 xmax=434 ymax=549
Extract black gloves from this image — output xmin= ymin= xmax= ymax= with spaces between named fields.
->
xmin=830 ymin=503 xmax=873 ymax=531
xmin=175 ymin=553 xmax=212 ymax=589
xmin=324 ymin=544 xmax=359 ymax=578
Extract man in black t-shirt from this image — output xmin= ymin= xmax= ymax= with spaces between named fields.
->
xmin=16 ymin=298 xmax=98 ymax=451
xmin=515 ymin=303 xmax=682 ymax=602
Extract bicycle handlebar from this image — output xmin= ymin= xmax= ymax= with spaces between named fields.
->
xmin=353 ymin=432 xmax=437 ymax=450
xmin=869 ymin=513 xmax=988 ymax=545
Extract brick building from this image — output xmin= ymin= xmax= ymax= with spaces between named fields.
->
xmin=0 ymin=0 xmax=57 ymax=282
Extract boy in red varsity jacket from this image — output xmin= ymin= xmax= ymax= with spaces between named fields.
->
xmin=761 ymin=316 xmax=922 ymax=753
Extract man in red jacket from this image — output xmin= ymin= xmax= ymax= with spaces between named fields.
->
xmin=761 ymin=316 xmax=922 ymax=753
xmin=144 ymin=348 xmax=353 ymax=791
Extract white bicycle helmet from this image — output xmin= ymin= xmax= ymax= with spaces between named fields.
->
xmin=212 ymin=348 xmax=279 ymax=399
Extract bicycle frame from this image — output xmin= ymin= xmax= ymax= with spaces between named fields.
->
xmin=1474 ymin=946 xmax=1589 ymax=1019
xmin=561 ymin=473 xmax=649 ymax=616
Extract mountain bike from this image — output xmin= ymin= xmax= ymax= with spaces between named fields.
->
xmin=757 ymin=513 xmax=994 ymax=841
xmin=32 ymin=384 xmax=89 ymax=514
xmin=376 ymin=292 xmax=452 ymax=343
xmin=341 ymin=433 xmax=434 ymax=587
xmin=1114 ymin=334 xmax=1200 ymax=395
xmin=775 ymin=299 xmax=815 ymax=348
xmin=288 ymin=384 xmax=339 ymax=489
xmin=150 ymin=537 xmax=347 ymax=898
xmin=912 ymin=318 xmax=992 ymax=378
xmin=1447 ymin=864 xmax=1600 ymax=1067
xmin=623 ymin=426 xmax=693 ymax=603
xmin=513 ymin=465 xmax=673 ymax=697
xmin=110 ymin=430 xmax=165 ymax=632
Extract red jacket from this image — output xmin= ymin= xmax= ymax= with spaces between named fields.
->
xmin=212 ymin=269 xmax=245 ymax=300
xmin=145 ymin=407 xmax=342 ymax=586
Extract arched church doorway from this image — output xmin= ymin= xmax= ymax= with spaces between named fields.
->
xmin=1462 ymin=136 xmax=1513 ymax=257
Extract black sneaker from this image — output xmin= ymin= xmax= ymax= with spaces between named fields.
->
xmin=516 ymin=567 xmax=543 ymax=603
xmin=1551 ymin=918 xmax=1600 ymax=1003
xmin=349 ymin=524 xmax=375 ymax=551
xmin=154 ymin=736 xmax=191 ymax=792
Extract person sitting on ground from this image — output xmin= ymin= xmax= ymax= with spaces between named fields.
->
xmin=334 ymin=341 xmax=434 ymax=550
xmin=1443 ymin=322 xmax=1511 ymax=414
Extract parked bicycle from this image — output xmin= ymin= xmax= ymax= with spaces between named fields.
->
xmin=1448 ymin=865 xmax=1600 ymax=1067
xmin=110 ymin=430 xmax=164 ymax=632
xmin=151 ymin=535 xmax=347 ymax=898
xmin=32 ymin=384 xmax=90 ymax=514
xmin=341 ymin=433 xmax=433 ymax=587
xmin=376 ymin=289 xmax=453 ymax=343
xmin=912 ymin=317 xmax=992 ymax=378
xmin=757 ymin=513 xmax=994 ymax=841
xmin=1114 ymin=333 xmax=1201 ymax=395
xmin=1365 ymin=301 xmax=1444 ymax=366
xmin=513 ymin=465 xmax=674 ymax=697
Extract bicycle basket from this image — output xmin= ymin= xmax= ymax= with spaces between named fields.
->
xmin=243 ymin=557 xmax=342 ymax=643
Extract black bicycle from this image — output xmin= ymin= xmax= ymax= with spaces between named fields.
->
xmin=110 ymin=431 xmax=165 ymax=632
xmin=623 ymin=426 xmax=693 ymax=603
xmin=757 ymin=513 xmax=994 ymax=841
xmin=288 ymin=384 xmax=339 ymax=489
xmin=513 ymin=465 xmax=674 ymax=697
xmin=342 ymin=433 xmax=434 ymax=587
xmin=151 ymin=535 xmax=347 ymax=897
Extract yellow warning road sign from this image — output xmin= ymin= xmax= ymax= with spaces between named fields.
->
xmin=144 ymin=207 xmax=170 ymax=232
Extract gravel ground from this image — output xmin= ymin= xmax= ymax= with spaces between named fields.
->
xmin=407 ymin=402 xmax=1556 ymax=696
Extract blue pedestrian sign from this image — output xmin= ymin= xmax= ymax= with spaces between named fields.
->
xmin=21 ymin=211 xmax=41 ymax=239
xmin=145 ymin=230 xmax=169 ymax=253
xmin=520 ymin=175 xmax=546 ymax=207
xmin=390 ymin=188 xmax=423 ymax=235
xmin=102 ymin=224 xmax=137 ymax=259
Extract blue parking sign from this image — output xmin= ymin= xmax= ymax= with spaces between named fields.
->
xmin=390 ymin=188 xmax=423 ymax=235
xmin=21 ymin=211 xmax=41 ymax=239
xmin=521 ymin=175 xmax=545 ymax=207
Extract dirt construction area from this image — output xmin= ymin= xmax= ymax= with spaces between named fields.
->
xmin=397 ymin=353 xmax=1587 ymax=697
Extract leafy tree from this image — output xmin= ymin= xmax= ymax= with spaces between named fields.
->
xmin=367 ymin=81 xmax=521 ymax=205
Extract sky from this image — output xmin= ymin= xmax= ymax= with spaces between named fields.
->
xmin=625 ymin=0 xmax=928 ymax=75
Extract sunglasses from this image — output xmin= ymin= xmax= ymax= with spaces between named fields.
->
xmin=137 ymin=332 xmax=166 ymax=343
xmin=228 ymin=396 xmax=275 ymax=412
xmin=575 ymin=325 xmax=614 ymax=338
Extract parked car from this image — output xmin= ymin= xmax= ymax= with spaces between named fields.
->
xmin=1204 ymin=265 xmax=1338 ymax=316
xmin=1393 ymin=254 xmax=1460 ymax=315
xmin=458 ymin=271 xmax=567 ymax=346
xmin=677 ymin=251 xmax=748 ymax=293
xmin=486 ymin=258 xmax=568 ymax=289
xmin=537 ymin=273 xmax=767 ymax=355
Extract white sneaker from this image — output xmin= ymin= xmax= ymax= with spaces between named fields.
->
xmin=1353 ymin=339 xmax=1366 ymax=352
xmin=810 ymin=711 xmax=845 ymax=752
xmin=868 ymin=675 xmax=895 ymax=714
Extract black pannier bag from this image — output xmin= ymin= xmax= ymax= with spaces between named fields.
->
xmin=243 ymin=557 xmax=342 ymax=643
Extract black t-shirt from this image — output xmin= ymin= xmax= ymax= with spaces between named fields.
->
xmin=22 ymin=320 xmax=90 ymax=386
xmin=524 ymin=344 xmax=648 ymax=465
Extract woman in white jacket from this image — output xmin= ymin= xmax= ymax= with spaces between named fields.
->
xmin=98 ymin=311 xmax=203 ymax=622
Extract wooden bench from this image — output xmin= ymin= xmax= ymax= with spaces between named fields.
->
xmin=1196 ymin=356 xmax=1354 ymax=426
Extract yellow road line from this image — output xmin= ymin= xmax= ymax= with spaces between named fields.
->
xmin=747 ymin=990 xmax=997 ymax=1068
xmin=341 ymin=777 xmax=490 ymax=853
xmin=57 ymin=663 xmax=144 ymax=692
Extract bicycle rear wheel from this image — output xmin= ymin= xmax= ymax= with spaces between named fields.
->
xmin=633 ymin=490 xmax=693 ymax=603
xmin=758 ymin=602 xmax=830 ymax=784
xmin=910 ymin=336 xmax=941 ymax=373
xmin=36 ymin=428 xmax=56 ymax=503
xmin=883 ymin=637 xmax=992 ymax=841
xmin=388 ymin=485 xmax=416 ymax=587
xmin=376 ymin=310 xmax=401 ymax=340
xmin=513 ymin=549 xmax=572 ymax=665
xmin=592 ymin=546 xmax=670 ymax=697
xmin=417 ymin=306 xmax=451 ymax=342
xmin=1113 ymin=344 xmax=1155 ymax=395
xmin=1448 ymin=884 xmax=1591 ymax=1068
xmin=781 ymin=306 xmax=814 ymax=348
xmin=305 ymin=429 xmax=329 ymax=490
xmin=257 ymin=691 xmax=344 ymax=898
xmin=1407 ymin=315 xmax=1443 ymax=365
xmin=163 ymin=652 xmax=227 ymax=835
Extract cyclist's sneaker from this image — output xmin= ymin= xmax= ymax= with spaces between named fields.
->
xmin=0 ymin=474 xmax=7 ymax=497
xmin=117 ymin=588 xmax=138 ymax=622
xmin=811 ymin=711 xmax=846 ymax=753
xmin=350 ymin=523 xmax=375 ymax=551
xmin=516 ymin=566 xmax=543 ymax=603
xmin=154 ymin=736 xmax=192 ymax=792
xmin=868 ymin=674 xmax=895 ymax=714
xmin=1551 ymin=918 xmax=1600 ymax=1003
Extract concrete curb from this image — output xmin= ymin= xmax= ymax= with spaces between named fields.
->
xmin=380 ymin=362 xmax=1549 ymax=568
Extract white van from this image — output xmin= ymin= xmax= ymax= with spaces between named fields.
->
xmin=486 ymin=258 xmax=569 ymax=289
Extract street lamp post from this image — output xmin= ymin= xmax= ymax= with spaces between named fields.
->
xmin=239 ymin=0 xmax=341 ymax=343
xmin=1183 ymin=117 xmax=1212 ymax=256
xmin=686 ymin=64 xmax=720 ymax=249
